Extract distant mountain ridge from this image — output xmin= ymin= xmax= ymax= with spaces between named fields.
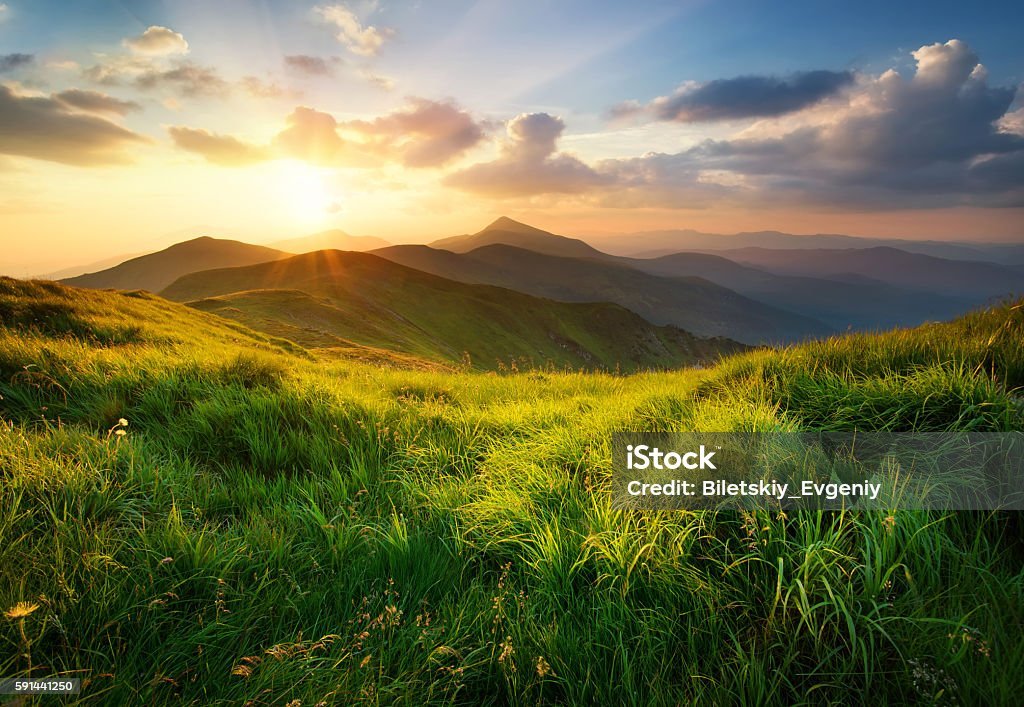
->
xmin=586 ymin=228 xmax=1024 ymax=264
xmin=162 ymin=250 xmax=745 ymax=371
xmin=270 ymin=229 xmax=391 ymax=253
xmin=430 ymin=217 xmax=607 ymax=259
xmin=62 ymin=237 xmax=291 ymax=293
xmin=373 ymin=242 xmax=832 ymax=344
xmin=712 ymin=246 xmax=1022 ymax=299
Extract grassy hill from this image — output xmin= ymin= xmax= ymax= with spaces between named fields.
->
xmin=1 ymin=277 xmax=1023 ymax=704
xmin=62 ymin=237 xmax=290 ymax=293
xmin=162 ymin=251 xmax=744 ymax=371
xmin=374 ymin=243 xmax=833 ymax=343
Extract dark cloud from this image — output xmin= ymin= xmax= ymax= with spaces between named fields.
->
xmin=0 ymin=53 xmax=33 ymax=73
xmin=167 ymin=126 xmax=269 ymax=166
xmin=284 ymin=55 xmax=342 ymax=76
xmin=0 ymin=84 xmax=148 ymax=166
xmin=343 ymin=98 xmax=485 ymax=167
xmin=645 ymin=70 xmax=855 ymax=122
xmin=445 ymin=112 xmax=609 ymax=197
xmin=134 ymin=61 xmax=228 ymax=97
xmin=475 ymin=40 xmax=1023 ymax=210
xmin=54 ymin=89 xmax=141 ymax=116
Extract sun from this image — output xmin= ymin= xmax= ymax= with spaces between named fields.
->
xmin=273 ymin=161 xmax=336 ymax=225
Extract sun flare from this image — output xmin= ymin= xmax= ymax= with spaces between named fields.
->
xmin=273 ymin=161 xmax=336 ymax=225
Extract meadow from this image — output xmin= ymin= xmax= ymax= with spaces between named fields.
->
xmin=1 ymin=277 xmax=1023 ymax=705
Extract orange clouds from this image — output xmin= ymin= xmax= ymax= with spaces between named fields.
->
xmin=169 ymin=99 xmax=486 ymax=169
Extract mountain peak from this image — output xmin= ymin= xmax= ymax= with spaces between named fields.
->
xmin=479 ymin=216 xmax=551 ymax=236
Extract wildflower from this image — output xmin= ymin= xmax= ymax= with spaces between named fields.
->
xmin=498 ymin=635 xmax=515 ymax=664
xmin=536 ymin=655 xmax=554 ymax=678
xmin=4 ymin=602 xmax=39 ymax=620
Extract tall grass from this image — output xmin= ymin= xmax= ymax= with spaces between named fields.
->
xmin=1 ymin=279 xmax=1022 ymax=704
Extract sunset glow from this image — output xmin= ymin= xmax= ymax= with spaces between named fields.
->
xmin=1 ymin=1 xmax=1022 ymax=275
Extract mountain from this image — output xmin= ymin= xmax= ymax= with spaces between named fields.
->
xmin=372 ymin=243 xmax=832 ymax=344
xmin=162 ymin=250 xmax=745 ymax=371
xmin=430 ymin=217 xmax=607 ymax=259
xmin=270 ymin=229 xmax=391 ymax=253
xmin=61 ymin=237 xmax=291 ymax=293
xmin=711 ymin=246 xmax=1023 ymax=299
xmin=618 ymin=251 xmax=976 ymax=331
xmin=587 ymin=229 xmax=1023 ymax=264
xmin=37 ymin=252 xmax=143 ymax=280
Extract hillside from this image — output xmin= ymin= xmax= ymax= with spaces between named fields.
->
xmin=2 ymin=277 xmax=1023 ymax=705
xmin=373 ymin=243 xmax=833 ymax=343
xmin=430 ymin=217 xmax=607 ymax=259
xmin=587 ymin=228 xmax=1024 ymax=264
xmin=62 ymin=236 xmax=290 ymax=293
xmin=711 ymin=246 xmax=1023 ymax=299
xmin=270 ymin=228 xmax=391 ymax=253
xmin=163 ymin=250 xmax=744 ymax=370
xmin=37 ymin=252 xmax=143 ymax=280
xmin=622 ymin=251 xmax=976 ymax=330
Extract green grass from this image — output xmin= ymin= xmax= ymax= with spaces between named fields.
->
xmin=1 ymin=277 xmax=1023 ymax=705
xmin=163 ymin=249 xmax=747 ymax=372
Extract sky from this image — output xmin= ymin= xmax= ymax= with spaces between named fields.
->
xmin=1 ymin=0 xmax=1023 ymax=274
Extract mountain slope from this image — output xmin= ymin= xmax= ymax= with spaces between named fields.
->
xmin=270 ymin=229 xmax=391 ymax=253
xmin=163 ymin=250 xmax=745 ymax=371
xmin=38 ymin=252 xmax=144 ymax=280
xmin=621 ymin=251 xmax=977 ymax=331
xmin=430 ymin=217 xmax=607 ymax=259
xmin=588 ymin=228 xmax=1024 ymax=264
xmin=62 ymin=237 xmax=290 ymax=293
xmin=372 ymin=243 xmax=832 ymax=344
xmin=714 ymin=246 xmax=1023 ymax=299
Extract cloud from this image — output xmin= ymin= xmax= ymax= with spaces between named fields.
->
xmin=123 ymin=26 xmax=189 ymax=56
xmin=343 ymin=98 xmax=485 ymax=167
xmin=999 ymin=107 xmax=1024 ymax=136
xmin=239 ymin=76 xmax=301 ymax=100
xmin=273 ymin=106 xmax=370 ymax=166
xmin=168 ymin=99 xmax=485 ymax=169
xmin=616 ymin=70 xmax=855 ymax=123
xmin=54 ymin=89 xmax=141 ymax=116
xmin=0 ymin=53 xmax=33 ymax=73
xmin=284 ymin=54 xmax=342 ymax=76
xmin=445 ymin=112 xmax=609 ymax=197
xmin=133 ymin=61 xmax=228 ymax=97
xmin=596 ymin=40 xmax=1024 ymax=209
xmin=0 ymin=84 xmax=148 ymax=166
xmin=315 ymin=4 xmax=393 ymax=57
xmin=167 ymin=126 xmax=269 ymax=166
xmin=359 ymin=69 xmax=395 ymax=90
xmin=47 ymin=60 xmax=80 ymax=72
xmin=0 ymin=4 xmax=8 ymax=22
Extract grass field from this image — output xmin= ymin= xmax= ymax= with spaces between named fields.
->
xmin=2 ymin=277 xmax=1023 ymax=705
